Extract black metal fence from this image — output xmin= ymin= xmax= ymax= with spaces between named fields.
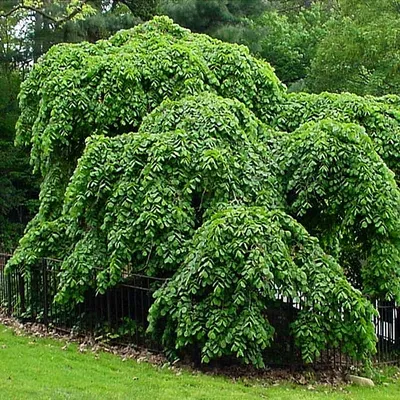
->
xmin=0 ymin=253 xmax=165 ymax=351
xmin=1 ymin=252 xmax=400 ymax=367
xmin=264 ymin=296 xmax=400 ymax=368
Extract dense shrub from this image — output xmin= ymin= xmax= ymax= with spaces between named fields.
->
xmin=9 ymin=16 xmax=400 ymax=367
xmin=149 ymin=207 xmax=377 ymax=367
xmin=51 ymin=94 xmax=281 ymax=303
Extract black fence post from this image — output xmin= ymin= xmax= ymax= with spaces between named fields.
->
xmin=7 ymin=272 xmax=12 ymax=316
xmin=107 ymin=290 xmax=112 ymax=327
xmin=18 ymin=273 xmax=26 ymax=314
xmin=393 ymin=305 xmax=400 ymax=353
xmin=42 ymin=259 xmax=48 ymax=326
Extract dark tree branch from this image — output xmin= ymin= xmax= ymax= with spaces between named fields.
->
xmin=0 ymin=1 xmax=89 ymax=27
xmin=56 ymin=0 xmax=90 ymax=27
xmin=0 ymin=4 xmax=57 ymax=22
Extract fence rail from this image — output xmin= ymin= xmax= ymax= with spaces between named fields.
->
xmin=1 ymin=253 xmax=400 ymax=368
xmin=0 ymin=253 xmax=165 ymax=351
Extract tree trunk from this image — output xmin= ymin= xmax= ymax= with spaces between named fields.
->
xmin=32 ymin=9 xmax=43 ymax=62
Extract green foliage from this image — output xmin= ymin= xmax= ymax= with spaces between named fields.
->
xmin=149 ymin=207 xmax=377 ymax=366
xmin=11 ymin=16 xmax=283 ymax=263
xmin=6 ymin=0 xmax=400 ymax=97
xmin=18 ymin=93 xmax=280 ymax=303
xmin=59 ymin=5 xmax=142 ymax=44
xmin=276 ymin=119 xmax=400 ymax=299
xmin=9 ymin=17 xmax=400 ymax=368
xmin=215 ymin=6 xmax=332 ymax=86
xmin=156 ymin=1 xmax=400 ymax=95
xmin=163 ymin=2 xmax=333 ymax=86
xmin=17 ymin=15 xmax=283 ymax=175
xmin=309 ymin=3 xmax=400 ymax=95
xmin=339 ymin=0 xmax=399 ymax=19
xmin=226 ymin=0 xmax=269 ymax=17
xmin=121 ymin=0 xmax=160 ymax=20
xmin=275 ymin=92 xmax=400 ymax=178
xmin=159 ymin=0 xmax=268 ymax=33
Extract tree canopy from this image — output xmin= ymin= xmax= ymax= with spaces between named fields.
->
xmin=8 ymin=16 xmax=400 ymax=368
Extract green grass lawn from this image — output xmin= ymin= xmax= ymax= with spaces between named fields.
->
xmin=0 ymin=324 xmax=400 ymax=400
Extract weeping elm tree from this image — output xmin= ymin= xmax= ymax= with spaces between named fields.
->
xmin=8 ymin=16 xmax=400 ymax=367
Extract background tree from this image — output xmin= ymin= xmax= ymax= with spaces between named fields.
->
xmin=213 ymin=5 xmax=333 ymax=87
xmin=159 ymin=1 xmax=336 ymax=87
xmin=157 ymin=0 xmax=400 ymax=94
xmin=308 ymin=0 xmax=400 ymax=94
xmin=0 ymin=4 xmax=38 ymax=251
xmin=0 ymin=71 xmax=38 ymax=251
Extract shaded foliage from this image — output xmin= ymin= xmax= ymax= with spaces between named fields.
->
xmin=214 ymin=5 xmax=333 ymax=86
xmin=308 ymin=1 xmax=400 ymax=95
xmin=149 ymin=207 xmax=377 ymax=367
xmin=0 ymin=71 xmax=38 ymax=251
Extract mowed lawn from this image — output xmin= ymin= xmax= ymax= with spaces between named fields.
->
xmin=0 ymin=324 xmax=400 ymax=400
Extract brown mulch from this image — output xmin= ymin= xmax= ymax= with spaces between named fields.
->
xmin=0 ymin=311 xmax=349 ymax=387
xmin=0 ymin=311 xmax=166 ymax=366
xmin=191 ymin=360 xmax=349 ymax=388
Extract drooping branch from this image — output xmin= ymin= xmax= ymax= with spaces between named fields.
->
xmin=0 ymin=1 xmax=89 ymax=27
xmin=0 ymin=4 xmax=55 ymax=22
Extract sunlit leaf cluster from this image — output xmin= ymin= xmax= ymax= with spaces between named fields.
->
xmin=275 ymin=92 xmax=400 ymax=178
